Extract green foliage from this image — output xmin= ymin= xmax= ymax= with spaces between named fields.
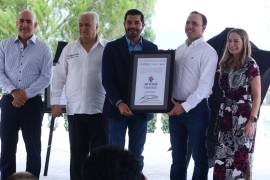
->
xmin=161 ymin=114 xmax=169 ymax=133
xmin=0 ymin=0 xmax=157 ymax=51
xmin=62 ymin=113 xmax=158 ymax=133
xmin=63 ymin=113 xmax=69 ymax=131
xmin=147 ymin=114 xmax=157 ymax=133
xmin=44 ymin=112 xmax=170 ymax=134
xmin=266 ymin=92 xmax=270 ymax=105
xmin=147 ymin=114 xmax=170 ymax=133
xmin=0 ymin=0 xmax=157 ymax=131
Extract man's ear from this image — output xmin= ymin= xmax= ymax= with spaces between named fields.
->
xmin=34 ymin=21 xmax=38 ymax=29
xmin=202 ymin=25 xmax=206 ymax=32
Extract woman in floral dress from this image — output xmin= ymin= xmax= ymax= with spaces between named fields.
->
xmin=213 ymin=28 xmax=261 ymax=180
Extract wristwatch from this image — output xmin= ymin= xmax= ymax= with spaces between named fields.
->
xmin=250 ymin=115 xmax=258 ymax=122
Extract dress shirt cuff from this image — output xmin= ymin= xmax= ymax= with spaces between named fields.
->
xmin=7 ymin=87 xmax=16 ymax=94
xmin=181 ymin=102 xmax=191 ymax=113
xmin=115 ymin=99 xmax=123 ymax=107
xmin=50 ymin=97 xmax=61 ymax=105
xmin=25 ymin=89 xmax=37 ymax=99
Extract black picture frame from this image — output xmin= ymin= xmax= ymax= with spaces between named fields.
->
xmin=43 ymin=41 xmax=68 ymax=113
xmin=128 ymin=50 xmax=175 ymax=113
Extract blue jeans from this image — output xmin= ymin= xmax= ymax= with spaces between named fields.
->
xmin=169 ymin=100 xmax=209 ymax=180
xmin=107 ymin=115 xmax=148 ymax=171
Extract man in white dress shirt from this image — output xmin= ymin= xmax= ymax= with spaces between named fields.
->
xmin=50 ymin=11 xmax=107 ymax=180
xmin=167 ymin=11 xmax=218 ymax=180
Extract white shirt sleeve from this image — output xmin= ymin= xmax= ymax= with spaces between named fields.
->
xmin=50 ymin=45 xmax=68 ymax=105
xmin=182 ymin=48 xmax=218 ymax=112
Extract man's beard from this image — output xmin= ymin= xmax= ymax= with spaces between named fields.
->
xmin=126 ymin=28 xmax=141 ymax=38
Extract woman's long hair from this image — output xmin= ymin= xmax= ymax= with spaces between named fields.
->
xmin=219 ymin=28 xmax=251 ymax=72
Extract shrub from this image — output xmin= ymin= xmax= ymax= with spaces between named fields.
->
xmin=161 ymin=114 xmax=169 ymax=133
xmin=147 ymin=114 xmax=157 ymax=133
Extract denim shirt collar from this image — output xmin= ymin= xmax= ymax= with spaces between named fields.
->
xmin=125 ymin=35 xmax=143 ymax=52
xmin=14 ymin=34 xmax=36 ymax=45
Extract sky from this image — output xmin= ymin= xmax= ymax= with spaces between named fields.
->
xmin=152 ymin=0 xmax=270 ymax=50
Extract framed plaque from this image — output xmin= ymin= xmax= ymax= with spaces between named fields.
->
xmin=128 ymin=50 xmax=175 ymax=113
xmin=43 ymin=41 xmax=67 ymax=113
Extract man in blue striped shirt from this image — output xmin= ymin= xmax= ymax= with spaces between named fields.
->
xmin=0 ymin=9 xmax=52 ymax=180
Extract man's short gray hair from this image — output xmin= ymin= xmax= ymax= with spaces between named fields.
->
xmin=17 ymin=9 xmax=37 ymax=23
xmin=78 ymin=11 xmax=99 ymax=26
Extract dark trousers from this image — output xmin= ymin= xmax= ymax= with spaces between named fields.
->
xmin=68 ymin=113 xmax=107 ymax=180
xmin=107 ymin=115 xmax=148 ymax=171
xmin=0 ymin=95 xmax=43 ymax=180
xmin=169 ymin=99 xmax=209 ymax=180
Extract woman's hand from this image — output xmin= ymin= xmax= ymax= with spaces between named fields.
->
xmin=244 ymin=120 xmax=256 ymax=138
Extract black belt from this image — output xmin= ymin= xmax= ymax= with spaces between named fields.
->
xmin=174 ymin=98 xmax=207 ymax=104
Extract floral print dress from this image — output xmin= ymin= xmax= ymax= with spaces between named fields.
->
xmin=213 ymin=58 xmax=260 ymax=180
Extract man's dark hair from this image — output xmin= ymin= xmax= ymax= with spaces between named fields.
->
xmin=190 ymin=11 xmax=207 ymax=26
xmin=124 ymin=9 xmax=144 ymax=25
xmin=82 ymin=145 xmax=144 ymax=180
